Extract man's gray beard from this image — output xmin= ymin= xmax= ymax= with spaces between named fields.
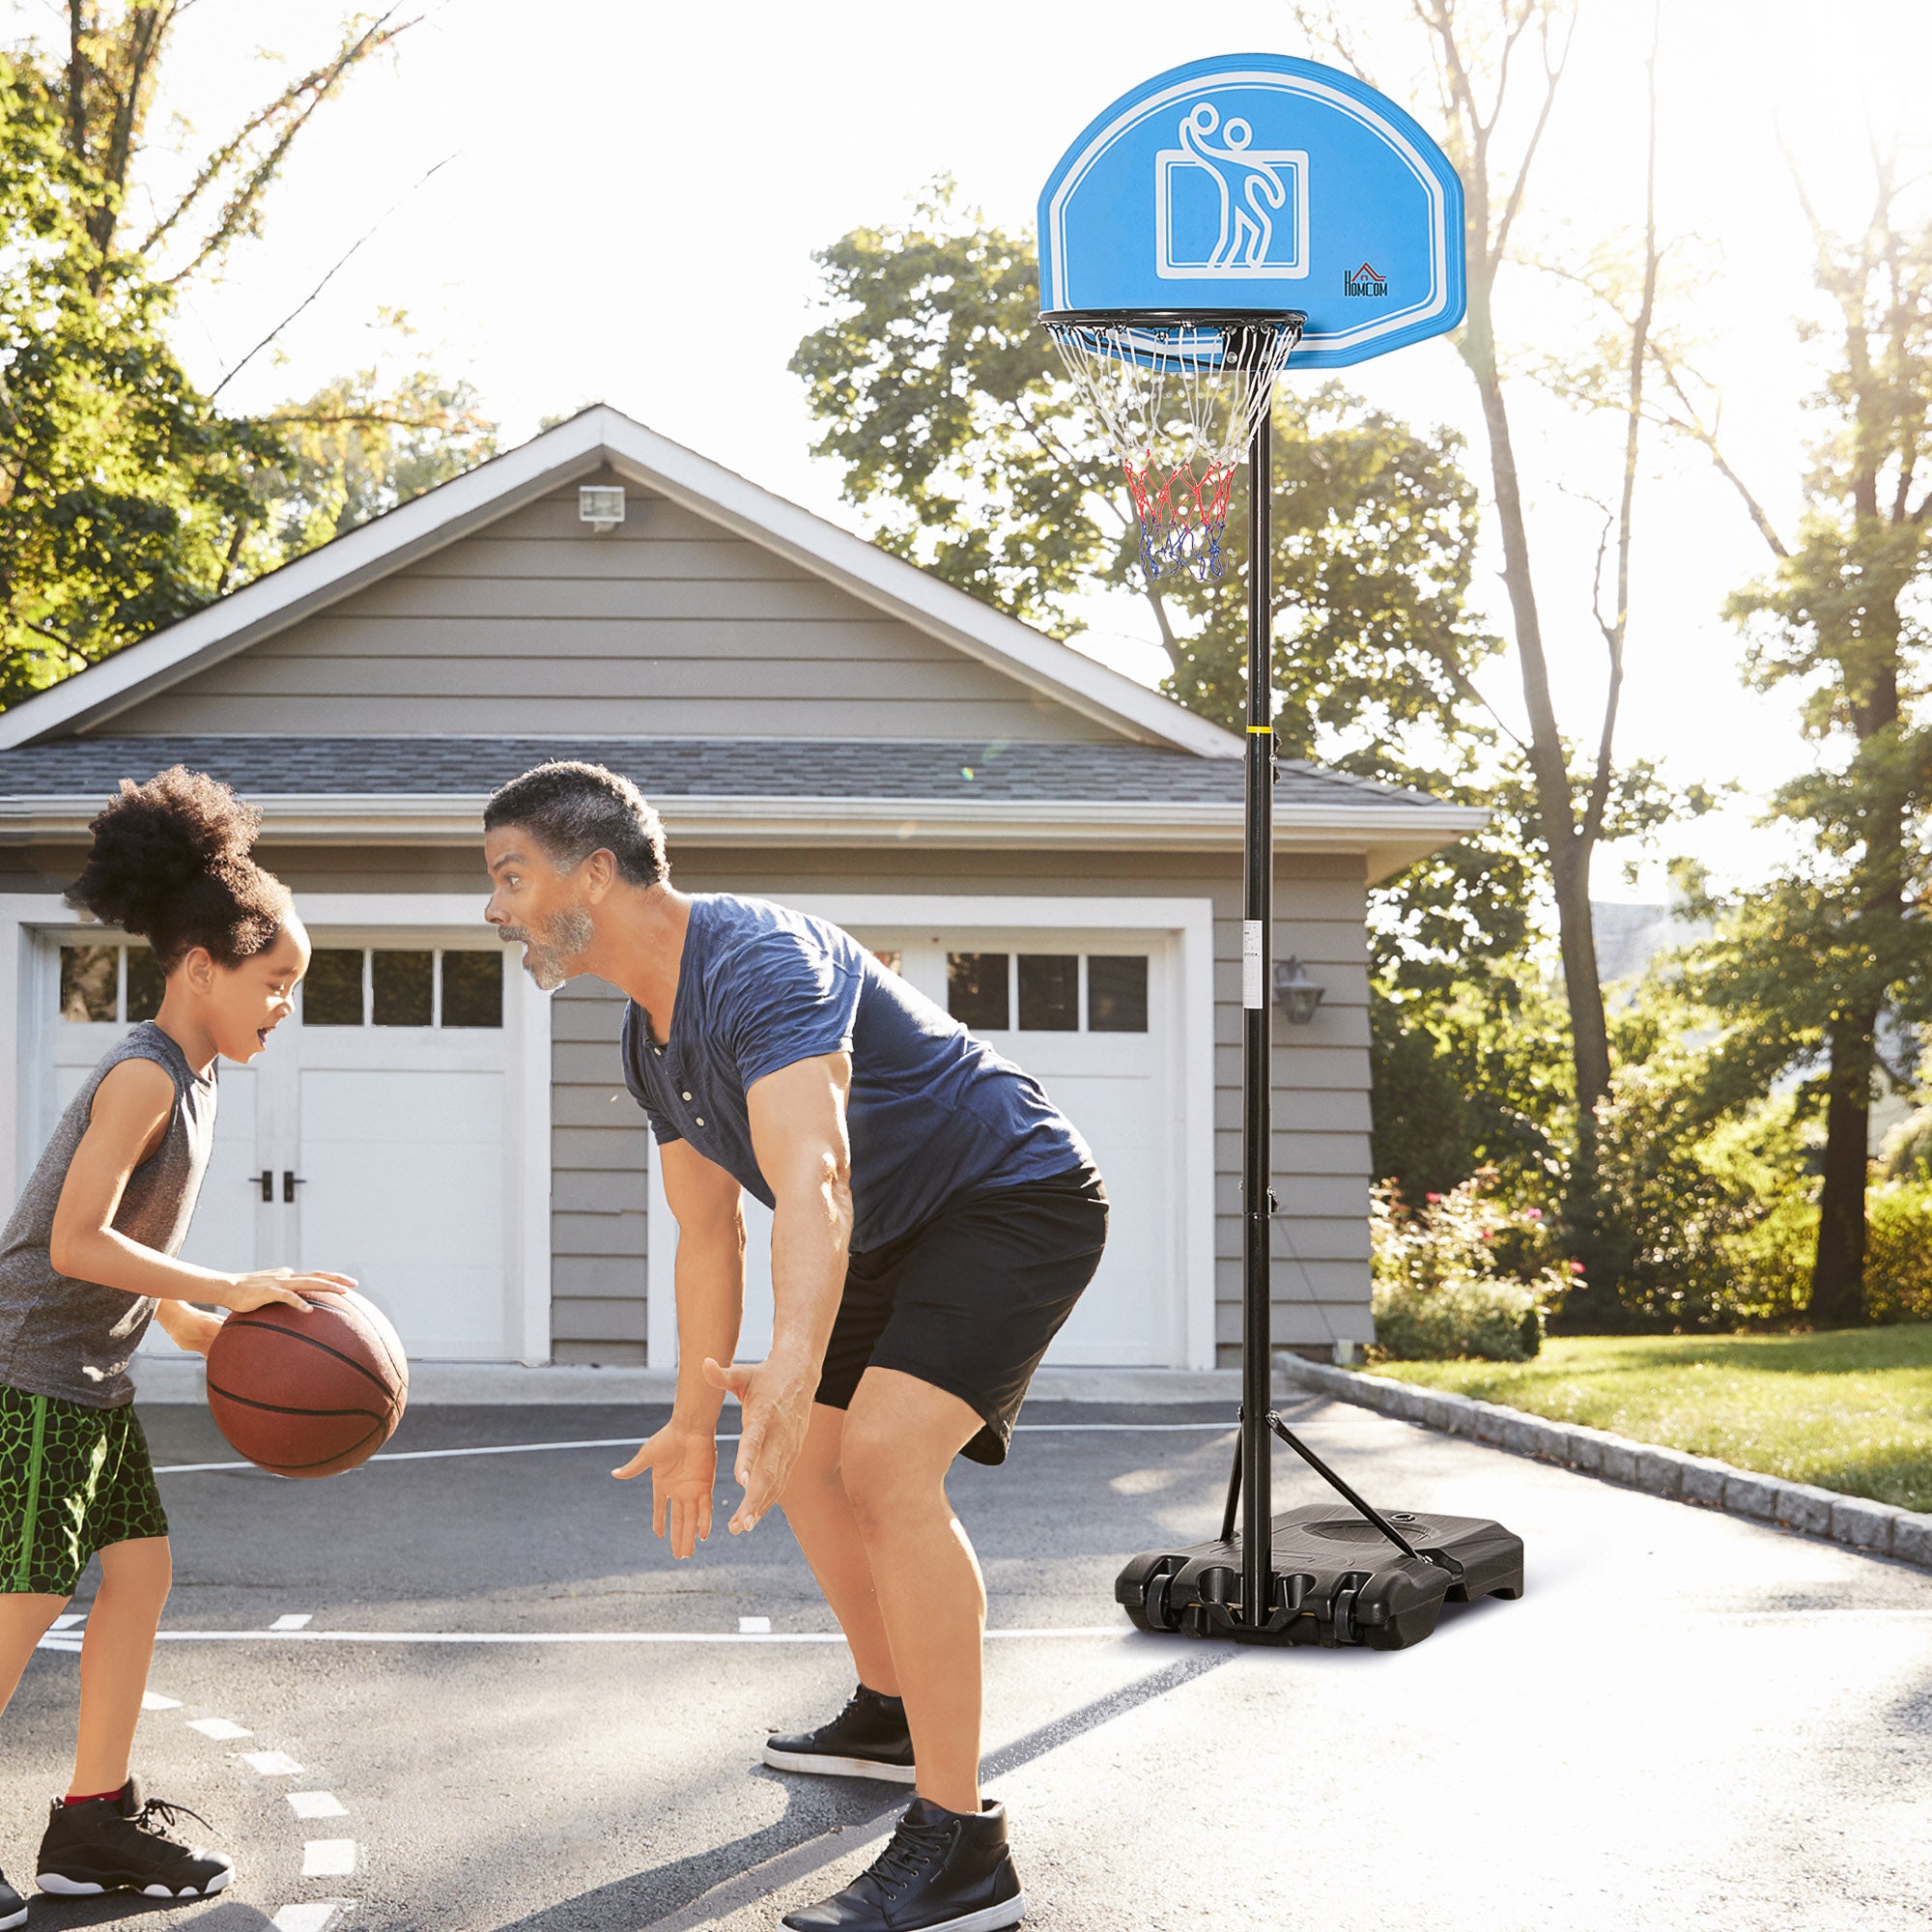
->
xmin=516 ymin=906 xmax=595 ymax=992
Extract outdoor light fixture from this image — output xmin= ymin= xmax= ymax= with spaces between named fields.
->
xmin=579 ymin=485 xmax=626 ymax=533
xmin=1272 ymin=956 xmax=1324 ymax=1026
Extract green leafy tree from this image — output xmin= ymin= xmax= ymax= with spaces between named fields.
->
xmin=1667 ymin=161 xmax=1932 ymax=1325
xmin=0 ymin=52 xmax=270 ymax=701
xmin=253 ymin=360 xmax=497 ymax=562
xmin=1 ymin=8 xmax=493 ymax=707
xmin=789 ymin=184 xmax=1127 ymax=643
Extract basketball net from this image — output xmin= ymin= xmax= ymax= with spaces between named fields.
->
xmin=1045 ymin=317 xmax=1302 ymax=582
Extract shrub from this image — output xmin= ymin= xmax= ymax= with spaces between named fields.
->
xmin=1866 ymin=1183 xmax=1932 ymax=1324
xmin=1369 ymin=1173 xmax=1571 ymax=1362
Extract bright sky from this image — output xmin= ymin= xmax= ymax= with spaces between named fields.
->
xmin=12 ymin=0 xmax=1929 ymax=903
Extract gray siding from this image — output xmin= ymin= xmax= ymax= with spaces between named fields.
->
xmin=549 ymin=980 xmax=649 ymax=1363
xmin=103 ymin=478 xmax=1120 ymax=744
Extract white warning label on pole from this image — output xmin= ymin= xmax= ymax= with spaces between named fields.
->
xmin=1242 ymin=920 xmax=1264 ymax=1009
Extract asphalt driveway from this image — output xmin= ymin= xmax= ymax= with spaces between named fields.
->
xmin=1 ymin=1394 xmax=1926 ymax=1931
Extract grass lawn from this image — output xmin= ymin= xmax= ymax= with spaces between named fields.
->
xmin=1363 ymin=1325 xmax=1932 ymax=1513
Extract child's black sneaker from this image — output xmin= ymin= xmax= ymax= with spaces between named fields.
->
xmin=36 ymin=1779 xmax=233 ymax=1899
xmin=764 ymin=1682 xmax=917 ymax=1783
xmin=781 ymin=1796 xmax=1024 ymax=1932
xmin=0 ymin=1864 xmax=26 ymax=1930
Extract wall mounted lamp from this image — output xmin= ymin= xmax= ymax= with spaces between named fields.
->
xmin=1272 ymin=955 xmax=1324 ymax=1026
xmin=579 ymin=485 xmax=626 ymax=533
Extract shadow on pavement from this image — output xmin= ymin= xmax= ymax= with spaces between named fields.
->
xmin=487 ymin=1645 xmax=1236 ymax=1932
xmin=14 ymin=1897 xmax=276 ymax=1928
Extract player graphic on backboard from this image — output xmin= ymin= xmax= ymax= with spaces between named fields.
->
xmin=1156 ymin=100 xmax=1309 ymax=280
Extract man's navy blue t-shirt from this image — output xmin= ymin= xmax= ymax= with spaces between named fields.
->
xmin=619 ymin=895 xmax=1091 ymax=1252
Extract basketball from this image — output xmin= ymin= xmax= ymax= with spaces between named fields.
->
xmin=206 ymin=1289 xmax=409 ymax=1478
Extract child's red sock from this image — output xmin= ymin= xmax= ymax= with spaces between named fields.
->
xmin=63 ymin=1781 xmax=128 ymax=1806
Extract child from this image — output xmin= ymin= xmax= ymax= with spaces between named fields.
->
xmin=0 ymin=768 xmax=354 ymax=1922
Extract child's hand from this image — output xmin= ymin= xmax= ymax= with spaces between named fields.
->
xmin=217 ymin=1268 xmax=358 ymax=1315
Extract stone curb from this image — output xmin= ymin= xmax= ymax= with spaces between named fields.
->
xmin=1275 ymin=1353 xmax=1932 ymax=1573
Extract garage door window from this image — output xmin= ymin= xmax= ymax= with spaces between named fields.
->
xmin=1088 ymin=955 xmax=1149 ymax=1032
xmin=947 ymin=952 xmax=1149 ymax=1034
xmin=1018 ymin=954 xmax=1078 ymax=1031
xmin=59 ymin=943 xmax=164 ymax=1024
xmin=302 ymin=948 xmax=502 ymax=1029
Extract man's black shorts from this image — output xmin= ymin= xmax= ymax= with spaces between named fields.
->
xmin=814 ymin=1164 xmax=1108 ymax=1465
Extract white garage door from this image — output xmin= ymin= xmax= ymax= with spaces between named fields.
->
xmin=653 ymin=925 xmax=1179 ymax=1369
xmin=43 ymin=933 xmax=522 ymax=1361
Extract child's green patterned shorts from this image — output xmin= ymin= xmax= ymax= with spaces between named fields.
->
xmin=1 ymin=1381 xmax=168 ymax=1596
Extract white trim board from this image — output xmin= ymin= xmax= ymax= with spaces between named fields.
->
xmin=643 ymin=894 xmax=1218 ymax=1374
xmin=0 ymin=407 xmax=1240 ymax=762
xmin=2 ymin=894 xmax=554 ymax=1366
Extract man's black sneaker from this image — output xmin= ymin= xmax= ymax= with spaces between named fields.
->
xmin=764 ymin=1682 xmax=917 ymax=1783
xmin=0 ymin=1865 xmax=26 ymax=1930
xmin=36 ymin=1779 xmax=233 ymax=1899
xmin=782 ymin=1797 xmax=1024 ymax=1932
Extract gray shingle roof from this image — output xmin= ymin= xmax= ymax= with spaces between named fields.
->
xmin=0 ymin=736 xmax=1455 ymax=811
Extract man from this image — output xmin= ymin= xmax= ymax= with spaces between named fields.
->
xmin=482 ymin=761 xmax=1106 ymax=1932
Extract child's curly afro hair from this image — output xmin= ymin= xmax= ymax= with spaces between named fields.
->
xmin=67 ymin=767 xmax=294 ymax=972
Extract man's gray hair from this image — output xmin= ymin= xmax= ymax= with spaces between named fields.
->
xmin=483 ymin=761 xmax=668 ymax=887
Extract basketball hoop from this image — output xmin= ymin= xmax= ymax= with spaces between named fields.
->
xmin=1043 ymin=309 xmax=1303 ymax=582
xmin=1037 ymin=55 xmax=1518 ymax=1651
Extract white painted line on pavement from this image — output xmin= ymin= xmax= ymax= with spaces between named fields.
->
xmin=739 ymin=1616 xmax=772 ymax=1634
xmin=186 ymin=1718 xmax=252 ymax=1740
xmin=49 ymin=1613 xmax=84 ymax=1631
xmin=151 ymin=1626 xmax=1128 ymax=1645
xmin=271 ymin=1901 xmax=354 ymax=1932
xmin=288 ymin=1792 xmax=348 ymax=1820
xmin=270 ymin=1613 xmax=314 ymax=1631
xmin=300 ymin=1840 xmax=356 ymax=1878
xmin=152 ymin=1420 xmax=1236 ymax=1475
xmin=141 ymin=1690 xmax=182 ymax=1711
xmin=242 ymin=1751 xmax=305 ymax=1776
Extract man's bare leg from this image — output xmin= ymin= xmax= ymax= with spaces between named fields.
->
xmin=779 ymin=1403 xmax=899 ymax=1696
xmin=838 ymin=1368 xmax=985 ymax=1815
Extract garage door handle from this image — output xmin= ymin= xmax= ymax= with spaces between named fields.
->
xmin=282 ymin=1171 xmax=307 ymax=1205
xmin=252 ymin=1170 xmax=272 ymax=1203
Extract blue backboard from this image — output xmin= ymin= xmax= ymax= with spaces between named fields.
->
xmin=1038 ymin=53 xmax=1465 ymax=370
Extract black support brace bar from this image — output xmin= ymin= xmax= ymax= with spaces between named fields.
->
xmin=1263 ymin=1409 xmax=1426 ymax=1564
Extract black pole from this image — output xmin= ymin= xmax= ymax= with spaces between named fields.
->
xmin=1239 ymin=379 xmax=1274 ymax=1626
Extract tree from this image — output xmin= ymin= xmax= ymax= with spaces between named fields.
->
xmin=792 ymin=185 xmax=1538 ymax=1007
xmin=1674 ymin=162 xmax=1932 ymax=1323
xmin=0 ymin=8 xmax=495 ymax=706
xmin=253 ymin=360 xmax=497 ymax=565
xmin=0 ymin=52 xmax=270 ymax=701
xmin=788 ymin=184 xmax=1129 ymax=645
xmin=1292 ymin=0 xmax=1674 ymax=1265
xmin=47 ymin=3 xmax=421 ymax=289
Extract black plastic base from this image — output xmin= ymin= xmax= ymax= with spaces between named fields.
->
xmin=1117 ymin=1503 xmax=1524 ymax=1650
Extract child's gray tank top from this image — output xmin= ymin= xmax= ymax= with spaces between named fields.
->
xmin=0 ymin=1022 xmax=217 ymax=1407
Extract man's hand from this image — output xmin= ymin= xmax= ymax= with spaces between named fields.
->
xmin=703 ymin=1352 xmax=816 ymax=1534
xmin=612 ymin=1420 xmax=719 ymax=1559
xmin=215 ymin=1269 xmax=357 ymax=1315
